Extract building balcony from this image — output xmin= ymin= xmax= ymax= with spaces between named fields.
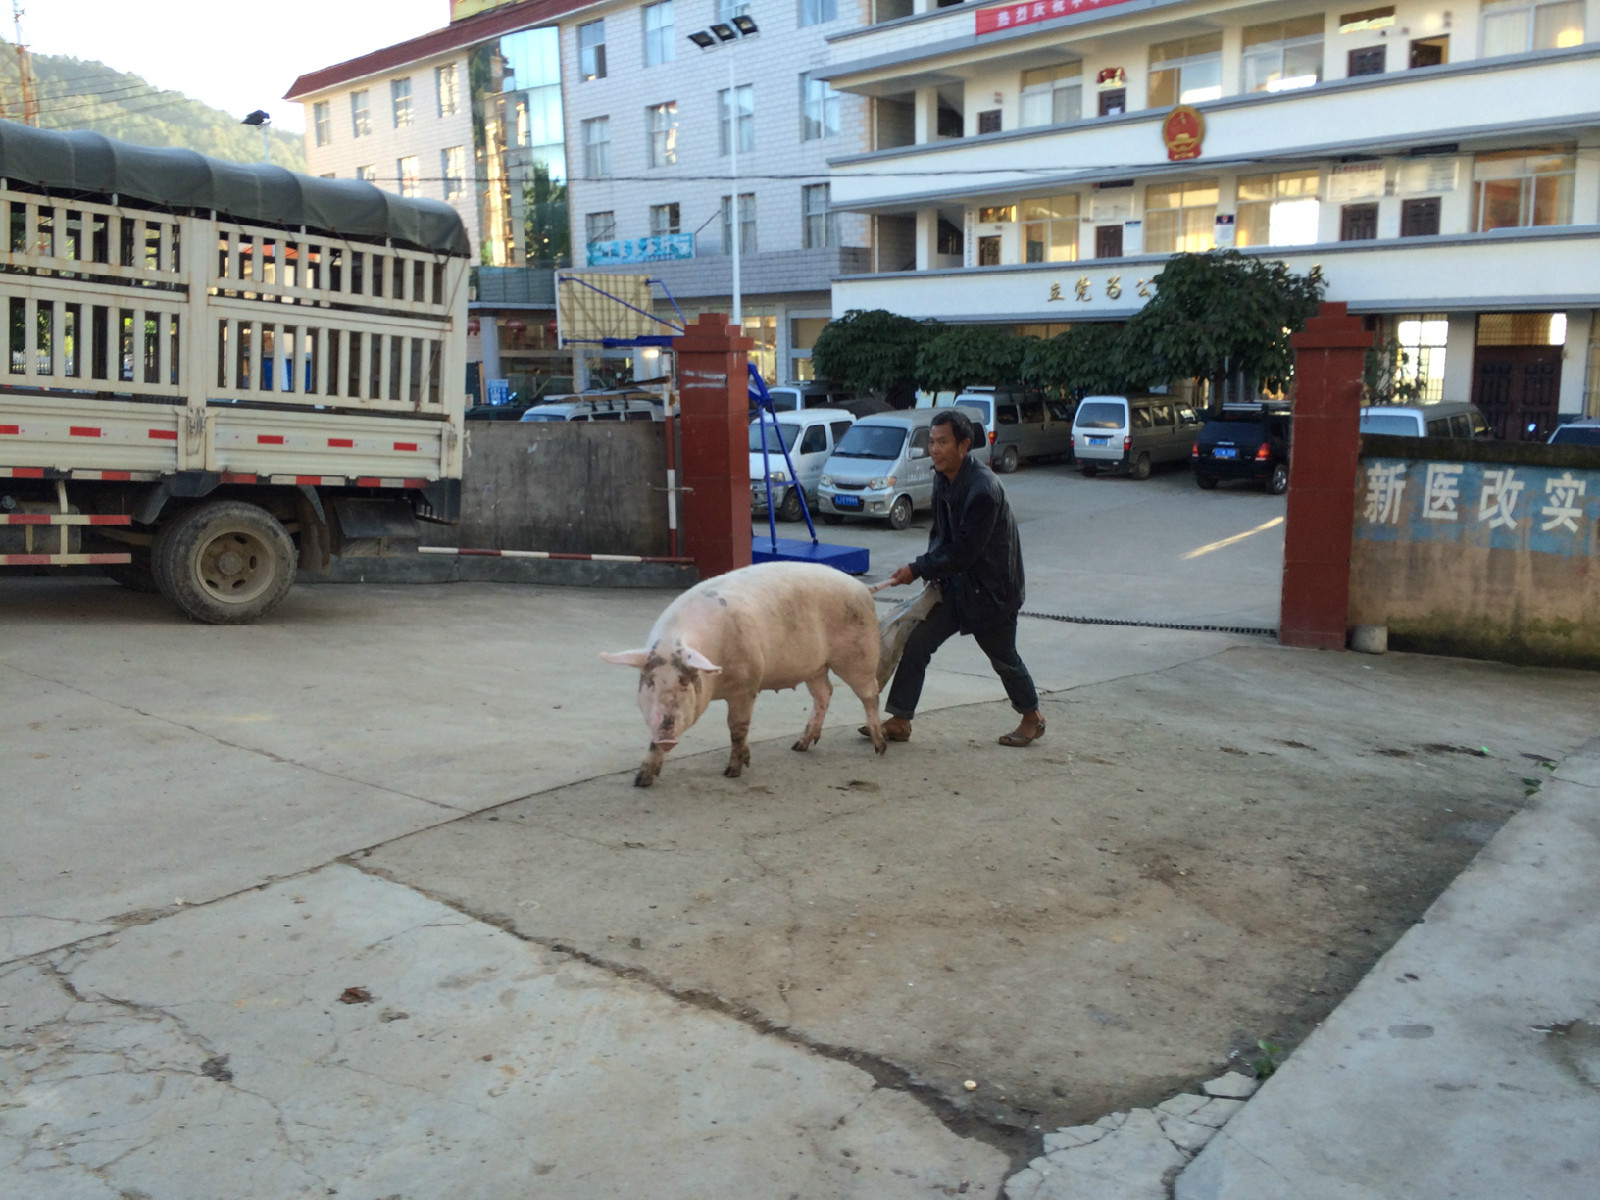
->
xmin=828 ymin=44 xmax=1600 ymax=211
xmin=829 ymin=225 xmax=1600 ymax=321
xmin=572 ymin=246 xmax=873 ymax=302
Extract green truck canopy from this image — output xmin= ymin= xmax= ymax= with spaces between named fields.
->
xmin=0 ymin=120 xmax=471 ymax=258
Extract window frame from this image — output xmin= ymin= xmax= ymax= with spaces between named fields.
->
xmin=802 ymin=75 xmax=840 ymax=141
xmin=582 ymin=116 xmax=613 ymax=179
xmin=1471 ymin=148 xmax=1576 ymax=231
xmin=1240 ymin=17 xmax=1325 ymax=93
xmin=647 ymin=101 xmax=678 ymax=168
xmin=313 ymin=101 xmax=331 ymax=147
xmin=396 ymin=155 xmax=420 ymax=198
xmin=650 ymin=203 xmax=681 ymax=237
xmin=1021 ymin=194 xmax=1080 ymax=263
xmin=643 ymin=1 xmax=675 ymax=67
xmin=1143 ymin=179 xmax=1219 ymax=254
xmin=391 ymin=77 xmax=414 ymax=128
xmin=1147 ymin=35 xmax=1224 ymax=107
xmin=802 ymin=183 xmax=836 ymax=249
xmin=436 ymin=63 xmax=460 ymax=117
xmin=1020 ymin=63 xmax=1083 ymax=127
xmin=1234 ymin=170 xmax=1322 ymax=247
xmin=800 ymin=0 xmax=838 ymax=26
xmin=721 ymin=192 xmax=757 ymax=256
xmin=441 ymin=146 xmax=467 ymax=200
xmin=350 ymin=90 xmax=371 ymax=139
xmin=719 ymin=84 xmax=755 ymax=156
xmin=1480 ymin=0 xmax=1586 ymax=56
xmin=579 ymin=20 xmax=608 ymax=81
xmin=586 ymin=211 xmax=617 ymax=246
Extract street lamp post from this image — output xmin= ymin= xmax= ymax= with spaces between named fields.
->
xmin=688 ymin=16 xmax=758 ymax=329
xmin=241 ymin=109 xmax=272 ymax=164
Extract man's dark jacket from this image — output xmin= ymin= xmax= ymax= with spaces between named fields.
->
xmin=909 ymin=454 xmax=1025 ymax=634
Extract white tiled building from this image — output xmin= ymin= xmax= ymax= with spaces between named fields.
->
xmin=555 ymin=0 xmax=875 ymax=380
xmin=820 ymin=0 xmax=1600 ymax=438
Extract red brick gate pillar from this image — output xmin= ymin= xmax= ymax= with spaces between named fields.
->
xmin=1280 ymin=302 xmax=1373 ymax=650
xmin=674 ymin=314 xmax=753 ymax=580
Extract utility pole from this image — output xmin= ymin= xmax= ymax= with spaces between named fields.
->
xmin=12 ymin=2 xmax=37 ymax=126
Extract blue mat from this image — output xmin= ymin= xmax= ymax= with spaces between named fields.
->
xmin=751 ymin=537 xmax=870 ymax=575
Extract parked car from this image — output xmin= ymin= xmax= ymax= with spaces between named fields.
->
xmin=1358 ymin=401 xmax=1491 ymax=439
xmin=817 ymin=406 xmax=987 ymax=530
xmin=945 ymin=387 xmax=1075 ymax=473
xmin=520 ymin=390 xmax=664 ymax=423
xmin=1547 ymin=418 xmax=1600 ymax=446
xmin=767 ymin=381 xmax=858 ymax=411
xmin=1072 ymin=394 xmax=1202 ymax=479
xmin=750 ymin=408 xmax=856 ymax=522
xmin=1192 ymin=402 xmax=1293 ymax=493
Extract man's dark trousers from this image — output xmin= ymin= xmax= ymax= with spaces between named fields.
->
xmin=885 ymin=601 xmax=1039 ymax=720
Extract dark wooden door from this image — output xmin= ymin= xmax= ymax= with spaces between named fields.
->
xmin=1095 ymin=225 xmax=1123 ymax=258
xmin=1472 ymin=346 xmax=1563 ymax=441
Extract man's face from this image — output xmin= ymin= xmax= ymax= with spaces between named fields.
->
xmin=929 ymin=421 xmax=970 ymax=475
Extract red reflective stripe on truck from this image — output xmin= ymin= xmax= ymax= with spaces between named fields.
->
xmin=404 ymin=478 xmax=426 ymax=488
xmin=148 ymin=429 xmax=178 ymax=441
xmin=294 ymin=476 xmax=322 ymax=485
xmin=221 ymin=472 xmax=256 ymax=484
xmin=69 ymin=426 xmax=101 ymax=438
xmin=393 ymin=442 xmax=418 ymax=452
xmin=257 ymin=434 xmax=285 ymax=445
xmin=328 ymin=437 xmax=355 ymax=448
xmin=0 ymin=425 xmax=18 ymax=435
xmin=8 ymin=467 xmax=43 ymax=477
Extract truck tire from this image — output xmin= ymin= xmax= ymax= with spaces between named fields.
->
xmin=153 ymin=500 xmax=297 ymax=624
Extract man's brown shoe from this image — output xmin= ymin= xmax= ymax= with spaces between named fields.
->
xmin=861 ymin=716 xmax=911 ymax=742
xmin=998 ymin=712 xmax=1045 ymax=747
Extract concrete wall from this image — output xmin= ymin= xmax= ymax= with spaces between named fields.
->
xmin=421 ymin=421 xmax=671 ymax=557
xmin=1349 ymin=435 xmax=1600 ymax=668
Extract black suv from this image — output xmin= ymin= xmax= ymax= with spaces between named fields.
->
xmin=1192 ymin=402 xmax=1291 ymax=494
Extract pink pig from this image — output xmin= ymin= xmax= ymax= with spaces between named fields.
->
xmin=602 ymin=561 xmax=888 ymax=786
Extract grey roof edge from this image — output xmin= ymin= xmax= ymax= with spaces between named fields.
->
xmin=825 ymin=110 xmax=1600 ymax=212
xmin=0 ymin=122 xmax=471 ymax=257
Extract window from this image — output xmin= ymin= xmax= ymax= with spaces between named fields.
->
xmin=1472 ymin=148 xmax=1575 ymax=230
xmin=1409 ymin=36 xmax=1449 ymax=67
xmin=1098 ymin=88 xmax=1126 ymax=116
xmin=718 ymin=0 xmax=750 ymax=19
xmin=1400 ymin=197 xmax=1441 ymax=236
xmin=647 ymin=102 xmax=678 ymax=167
xmin=803 ymin=76 xmax=840 ymax=141
xmin=1235 ymin=170 xmax=1320 ymax=246
xmin=1022 ymin=195 xmax=1079 ymax=262
xmin=441 ymin=146 xmax=467 ymax=199
xmin=721 ymin=193 xmax=756 ymax=255
xmin=720 ymin=84 xmax=754 ymax=156
xmin=802 ymin=184 xmax=835 ymax=249
xmin=1393 ymin=314 xmax=1449 ymax=401
xmin=644 ymin=2 xmax=674 ymax=66
xmin=1020 ymin=64 xmax=1082 ymax=126
xmin=583 ymin=117 xmax=612 ymax=178
xmin=1148 ymin=35 xmax=1223 ymax=107
xmin=350 ymin=90 xmax=371 ymax=138
xmin=801 ymin=0 xmax=838 ymax=26
xmin=1481 ymin=0 xmax=1585 ymax=56
xmin=1340 ymin=203 xmax=1378 ymax=240
xmin=1094 ymin=225 xmax=1124 ymax=257
xmin=436 ymin=63 xmax=460 ymax=116
xmin=1347 ymin=45 xmax=1386 ymax=75
xmin=397 ymin=155 xmax=420 ymax=198
xmin=800 ymin=425 xmax=828 ymax=454
xmin=355 ymin=164 xmax=376 ymax=182
xmin=1144 ymin=180 xmax=1218 ymax=253
xmin=977 ymin=236 xmax=1002 ymax=265
xmin=313 ymin=101 xmax=330 ymax=146
xmin=977 ymin=109 xmax=1002 ymax=134
xmin=586 ymin=212 xmax=617 ymax=245
xmin=391 ymin=77 xmax=413 ymax=127
xmin=1241 ymin=16 xmax=1324 ymax=92
xmin=650 ymin=203 xmax=680 ymax=236
xmin=579 ymin=20 xmax=607 ymax=81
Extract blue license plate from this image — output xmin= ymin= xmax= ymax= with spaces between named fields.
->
xmin=1089 ymin=436 xmax=1109 ymax=445
xmin=1213 ymin=447 xmax=1237 ymax=459
xmin=832 ymin=494 xmax=861 ymax=510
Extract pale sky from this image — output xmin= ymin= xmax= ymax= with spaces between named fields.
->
xmin=22 ymin=0 xmax=452 ymax=133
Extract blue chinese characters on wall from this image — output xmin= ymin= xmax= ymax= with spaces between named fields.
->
xmin=586 ymin=233 xmax=695 ymax=267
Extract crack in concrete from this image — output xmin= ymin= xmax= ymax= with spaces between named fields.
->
xmin=0 ymin=662 xmax=466 ymax=815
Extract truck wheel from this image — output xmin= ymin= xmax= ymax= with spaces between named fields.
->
xmin=153 ymin=500 xmax=297 ymax=624
xmin=996 ymin=446 xmax=1019 ymax=474
xmin=1132 ymin=452 xmax=1152 ymax=481
xmin=887 ymin=496 xmax=913 ymax=531
xmin=1267 ymin=463 xmax=1289 ymax=495
xmin=776 ymin=488 xmax=804 ymax=523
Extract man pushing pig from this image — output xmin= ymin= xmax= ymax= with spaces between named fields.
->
xmin=869 ymin=408 xmax=1045 ymax=747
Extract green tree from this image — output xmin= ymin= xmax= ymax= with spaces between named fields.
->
xmin=1118 ymin=250 xmax=1325 ymax=403
xmin=1363 ymin=334 xmax=1424 ymax=405
xmin=810 ymin=309 xmax=943 ymax=407
xmin=914 ymin=325 xmax=1029 ymax=393
xmin=524 ymin=164 xmax=569 ymax=267
xmin=1021 ymin=323 xmax=1143 ymax=396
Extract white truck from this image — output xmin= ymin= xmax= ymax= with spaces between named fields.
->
xmin=0 ymin=123 xmax=469 ymax=622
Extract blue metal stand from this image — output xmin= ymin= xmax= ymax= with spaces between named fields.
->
xmin=747 ymin=365 xmax=869 ymax=574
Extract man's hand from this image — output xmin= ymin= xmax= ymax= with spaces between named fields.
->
xmin=888 ymin=564 xmax=915 ymax=587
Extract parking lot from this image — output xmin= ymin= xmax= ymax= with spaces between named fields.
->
xmin=6 ymin=460 xmax=1597 ymax=1199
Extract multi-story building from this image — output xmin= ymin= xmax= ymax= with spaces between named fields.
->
xmin=555 ymin=0 xmax=875 ymax=381
xmin=287 ymin=0 xmax=581 ymax=401
xmin=820 ymin=0 xmax=1600 ymax=438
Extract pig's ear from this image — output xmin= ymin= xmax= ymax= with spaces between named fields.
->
xmin=681 ymin=646 xmax=723 ymax=674
xmin=600 ymin=649 xmax=651 ymax=668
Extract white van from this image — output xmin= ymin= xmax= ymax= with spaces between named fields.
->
xmin=1071 ymin=394 xmax=1201 ymax=479
xmin=750 ymin=408 xmax=856 ymax=522
xmin=817 ymin=406 xmax=987 ymax=530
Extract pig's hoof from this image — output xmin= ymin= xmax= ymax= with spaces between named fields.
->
xmin=873 ymin=736 xmax=887 ymax=756
xmin=633 ymin=770 xmax=656 ymax=788
xmin=791 ymin=737 xmax=815 ymax=752
xmin=723 ymin=764 xmax=743 ymax=778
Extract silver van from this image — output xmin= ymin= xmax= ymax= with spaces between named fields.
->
xmin=941 ymin=387 xmax=1075 ymax=473
xmin=749 ymin=408 xmax=856 ymax=522
xmin=817 ymin=406 xmax=986 ymax=530
xmin=1359 ymin=402 xmax=1491 ymax=439
xmin=1072 ymin=394 xmax=1202 ymax=479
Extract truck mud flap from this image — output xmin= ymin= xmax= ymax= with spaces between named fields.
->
xmin=330 ymin=498 xmax=423 ymax=540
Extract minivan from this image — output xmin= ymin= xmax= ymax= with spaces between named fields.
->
xmin=749 ymin=408 xmax=856 ymax=522
xmin=817 ymin=406 xmax=987 ymax=530
xmin=1359 ymin=402 xmax=1491 ymax=439
xmin=945 ymin=387 xmax=1076 ymax=473
xmin=1072 ymin=395 xmax=1203 ymax=479
xmin=520 ymin=390 xmax=663 ymax=423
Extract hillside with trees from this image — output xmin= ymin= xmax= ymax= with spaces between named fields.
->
xmin=0 ymin=41 xmax=305 ymax=171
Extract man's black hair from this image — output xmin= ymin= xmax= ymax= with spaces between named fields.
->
xmin=930 ymin=408 xmax=975 ymax=447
